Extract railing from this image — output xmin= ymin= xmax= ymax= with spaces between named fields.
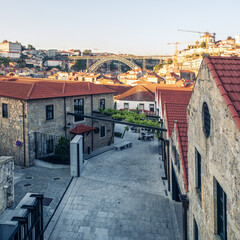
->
xmin=8 ymin=194 xmax=44 ymax=240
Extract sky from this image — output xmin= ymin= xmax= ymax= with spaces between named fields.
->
xmin=1 ymin=0 xmax=240 ymax=55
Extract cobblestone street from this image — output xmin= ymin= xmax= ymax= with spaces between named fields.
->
xmin=46 ymin=131 xmax=182 ymax=240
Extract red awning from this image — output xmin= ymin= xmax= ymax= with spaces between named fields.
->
xmin=70 ymin=125 xmax=96 ymax=134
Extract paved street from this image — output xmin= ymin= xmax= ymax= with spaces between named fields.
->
xmin=13 ymin=165 xmax=72 ymax=228
xmin=46 ymin=131 xmax=182 ymax=240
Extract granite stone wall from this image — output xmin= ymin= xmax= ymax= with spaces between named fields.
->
xmin=187 ymin=60 xmax=240 ymax=239
xmin=0 ymin=156 xmax=14 ymax=215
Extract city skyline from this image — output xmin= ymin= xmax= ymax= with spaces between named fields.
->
xmin=0 ymin=0 xmax=240 ymax=55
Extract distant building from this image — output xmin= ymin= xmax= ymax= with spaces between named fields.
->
xmin=46 ymin=49 xmax=58 ymax=58
xmin=0 ymin=41 xmax=21 ymax=59
xmin=115 ymin=85 xmax=155 ymax=114
xmin=45 ymin=60 xmax=63 ymax=67
xmin=235 ymin=35 xmax=240 ymax=44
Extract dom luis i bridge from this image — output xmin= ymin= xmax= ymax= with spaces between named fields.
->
xmin=69 ymin=54 xmax=172 ymax=72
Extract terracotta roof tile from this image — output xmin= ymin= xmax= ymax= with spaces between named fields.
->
xmin=0 ymin=77 xmax=115 ymax=100
xmin=158 ymin=88 xmax=192 ymax=116
xmin=70 ymin=125 xmax=96 ymax=134
xmin=164 ymin=103 xmax=189 ymax=192
xmin=205 ymin=56 xmax=240 ymax=130
xmin=115 ymin=85 xmax=155 ymax=102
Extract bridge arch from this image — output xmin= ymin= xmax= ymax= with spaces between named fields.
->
xmin=87 ymin=55 xmax=140 ymax=72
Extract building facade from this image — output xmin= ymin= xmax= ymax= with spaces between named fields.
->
xmin=0 ymin=78 xmax=115 ymax=166
xmin=187 ymin=57 xmax=240 ymax=239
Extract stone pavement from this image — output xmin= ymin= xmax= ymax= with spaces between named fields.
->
xmin=13 ymin=165 xmax=72 ymax=228
xmin=46 ymin=131 xmax=182 ymax=240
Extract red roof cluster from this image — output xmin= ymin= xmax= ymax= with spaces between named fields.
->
xmin=0 ymin=77 xmax=115 ymax=100
xmin=157 ymin=88 xmax=192 ymax=116
xmin=205 ymin=56 xmax=240 ymax=130
xmin=115 ymin=85 xmax=155 ymax=102
xmin=70 ymin=125 xmax=96 ymax=134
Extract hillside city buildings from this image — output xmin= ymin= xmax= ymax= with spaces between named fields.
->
xmin=0 ymin=33 xmax=240 ymax=240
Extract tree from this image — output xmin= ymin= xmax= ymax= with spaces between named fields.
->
xmin=227 ymin=36 xmax=233 ymax=40
xmin=54 ymin=137 xmax=70 ymax=162
xmin=83 ymin=49 xmax=92 ymax=56
xmin=154 ymin=63 xmax=164 ymax=72
xmin=167 ymin=59 xmax=173 ymax=65
xmin=27 ymin=44 xmax=36 ymax=50
xmin=200 ymin=42 xmax=206 ymax=48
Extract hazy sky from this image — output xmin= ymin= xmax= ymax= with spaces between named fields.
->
xmin=1 ymin=0 xmax=239 ymax=55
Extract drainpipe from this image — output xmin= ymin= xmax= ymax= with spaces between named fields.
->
xmin=20 ymin=101 xmax=26 ymax=167
xmin=179 ymin=194 xmax=189 ymax=240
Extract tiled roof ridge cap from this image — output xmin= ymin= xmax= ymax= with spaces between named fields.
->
xmin=27 ymin=83 xmax=35 ymax=99
xmin=175 ymin=121 xmax=188 ymax=192
xmin=205 ymin=57 xmax=240 ymax=131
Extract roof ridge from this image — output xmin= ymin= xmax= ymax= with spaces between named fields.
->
xmin=27 ymin=83 xmax=35 ymax=99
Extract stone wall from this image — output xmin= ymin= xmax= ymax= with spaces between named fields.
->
xmin=0 ymin=98 xmax=28 ymax=165
xmin=187 ymin=60 xmax=240 ymax=239
xmin=0 ymin=156 xmax=14 ymax=215
xmin=0 ymin=92 xmax=114 ymax=166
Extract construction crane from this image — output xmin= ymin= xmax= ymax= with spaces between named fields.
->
xmin=177 ymin=29 xmax=216 ymax=38
xmin=168 ymin=41 xmax=195 ymax=56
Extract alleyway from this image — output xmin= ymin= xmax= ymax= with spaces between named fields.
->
xmin=45 ymin=131 xmax=182 ymax=240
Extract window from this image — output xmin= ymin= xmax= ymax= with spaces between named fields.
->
xmin=217 ymin=182 xmax=227 ymax=240
xmin=46 ymin=139 xmax=53 ymax=154
xmin=100 ymin=99 xmax=105 ymax=110
xmin=149 ymin=104 xmax=154 ymax=112
xmin=195 ymin=149 xmax=202 ymax=192
xmin=139 ymin=103 xmax=144 ymax=110
xmin=2 ymin=103 xmax=8 ymax=118
xmin=100 ymin=125 xmax=106 ymax=138
xmin=202 ymin=102 xmax=210 ymax=138
xmin=194 ymin=218 xmax=199 ymax=240
xmin=74 ymin=98 xmax=84 ymax=122
xmin=124 ymin=103 xmax=129 ymax=109
xmin=46 ymin=105 xmax=54 ymax=120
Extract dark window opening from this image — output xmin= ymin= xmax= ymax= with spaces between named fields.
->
xmin=217 ymin=182 xmax=227 ymax=240
xmin=124 ymin=103 xmax=129 ymax=109
xmin=46 ymin=139 xmax=54 ymax=154
xmin=196 ymin=149 xmax=202 ymax=192
xmin=100 ymin=125 xmax=106 ymax=138
xmin=74 ymin=98 xmax=84 ymax=122
xmin=149 ymin=104 xmax=154 ymax=112
xmin=2 ymin=103 xmax=8 ymax=118
xmin=139 ymin=103 xmax=144 ymax=110
xmin=46 ymin=105 xmax=54 ymax=120
xmin=100 ymin=99 xmax=105 ymax=110
xmin=194 ymin=218 xmax=199 ymax=240
xmin=203 ymin=102 xmax=210 ymax=138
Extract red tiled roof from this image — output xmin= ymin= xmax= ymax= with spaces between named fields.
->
xmin=164 ymin=102 xmax=188 ymax=192
xmin=70 ymin=125 xmax=96 ymax=134
xmin=102 ymin=84 xmax=132 ymax=96
xmin=205 ymin=56 xmax=240 ymax=130
xmin=115 ymin=85 xmax=155 ymax=102
xmin=0 ymin=77 xmax=115 ymax=100
xmin=164 ymin=103 xmax=188 ymax=137
xmin=175 ymin=121 xmax=188 ymax=192
xmin=158 ymin=88 xmax=192 ymax=116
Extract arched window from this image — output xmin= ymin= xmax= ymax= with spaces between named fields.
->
xmin=203 ymin=102 xmax=210 ymax=138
